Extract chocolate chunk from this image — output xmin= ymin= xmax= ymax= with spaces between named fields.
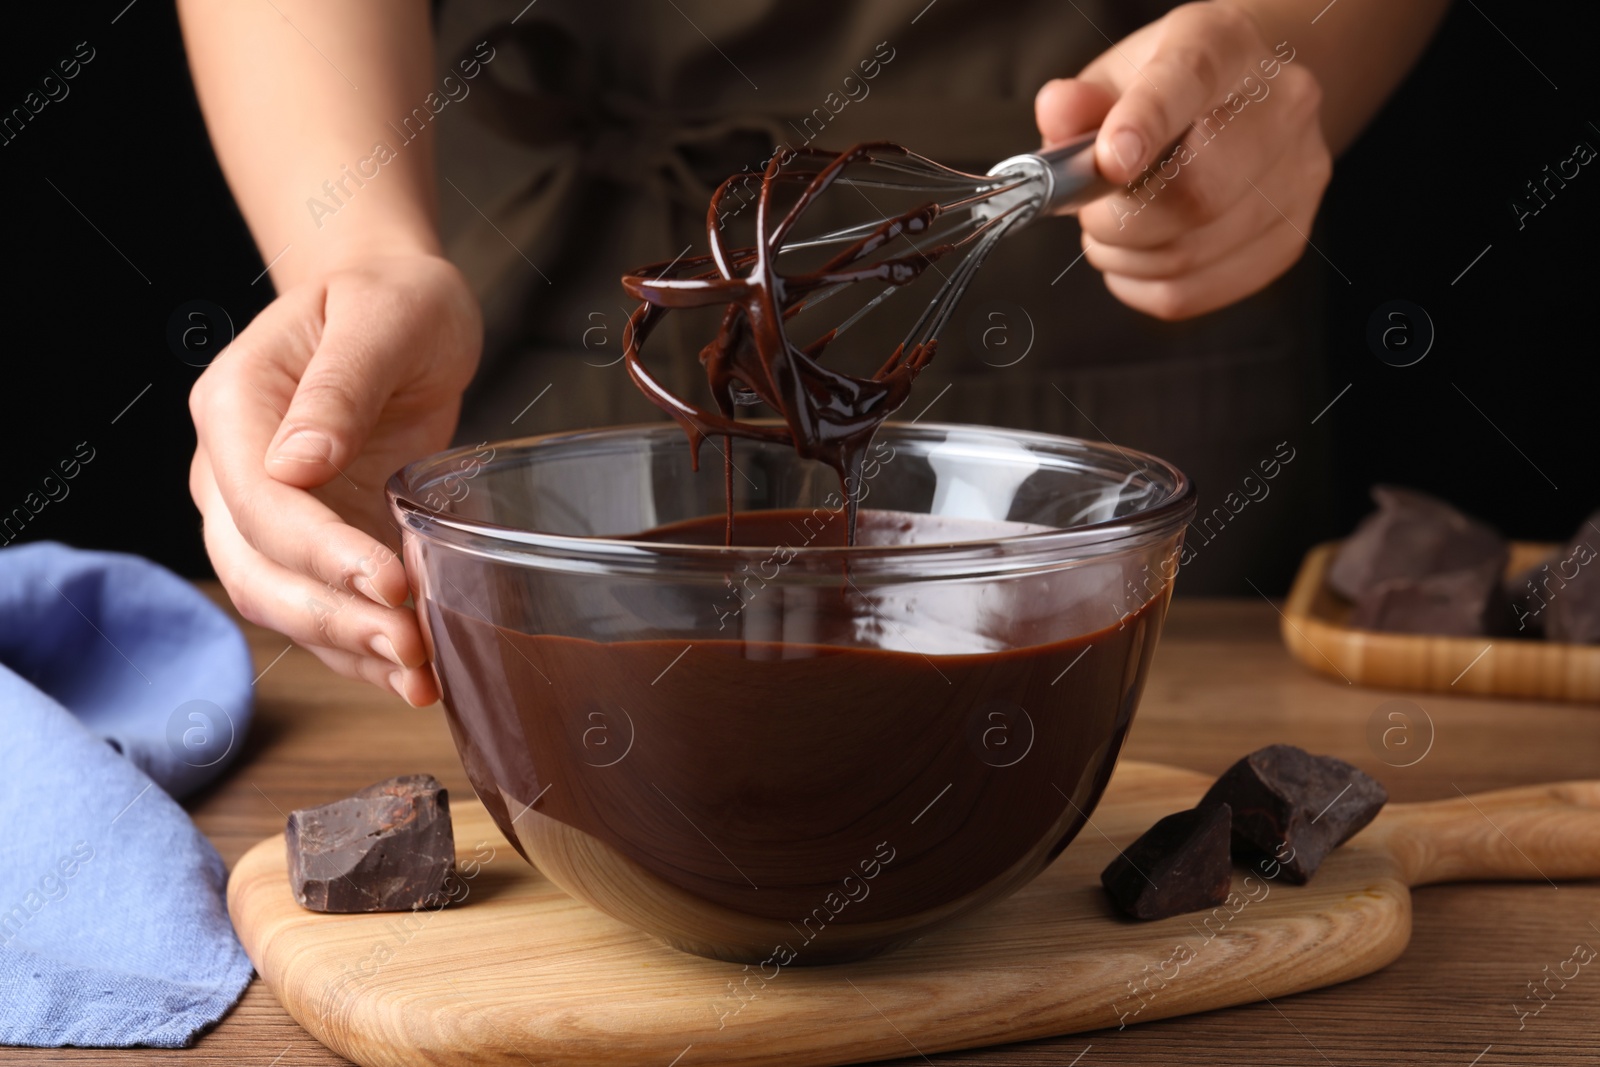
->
xmin=1505 ymin=551 xmax=1560 ymax=638
xmin=1544 ymin=512 xmax=1600 ymax=644
xmin=1199 ymin=745 xmax=1386 ymax=884
xmin=1101 ymin=803 xmax=1233 ymax=921
xmin=1328 ymin=486 xmax=1506 ymax=601
xmin=1348 ymin=558 xmax=1504 ymax=636
xmin=287 ymin=774 xmax=455 ymax=913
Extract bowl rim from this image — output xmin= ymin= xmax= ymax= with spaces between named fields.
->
xmin=386 ymin=420 xmax=1197 ymax=566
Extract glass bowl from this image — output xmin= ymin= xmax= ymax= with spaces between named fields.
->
xmin=388 ymin=421 xmax=1195 ymax=964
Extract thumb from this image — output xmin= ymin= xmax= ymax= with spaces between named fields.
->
xmin=265 ymin=336 xmax=391 ymax=488
xmin=1035 ymin=78 xmax=1118 ymax=148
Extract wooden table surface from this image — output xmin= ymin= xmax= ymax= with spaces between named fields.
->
xmin=8 ymin=592 xmax=1598 ymax=1067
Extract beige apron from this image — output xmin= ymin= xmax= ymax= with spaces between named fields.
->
xmin=432 ymin=0 xmax=1329 ymax=592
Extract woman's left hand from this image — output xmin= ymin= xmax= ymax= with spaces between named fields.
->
xmin=1035 ymin=1 xmax=1332 ymax=320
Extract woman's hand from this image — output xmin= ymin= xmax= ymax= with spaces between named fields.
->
xmin=1036 ymin=1 xmax=1331 ymax=320
xmin=189 ymin=252 xmax=482 ymax=705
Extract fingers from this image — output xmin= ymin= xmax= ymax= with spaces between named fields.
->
xmin=265 ymin=299 xmax=403 ymax=490
xmin=1079 ymin=107 xmax=1322 ymax=275
xmin=193 ymin=448 xmax=435 ymax=704
xmin=197 ymin=358 xmax=412 ymax=607
xmin=304 ymin=643 xmax=441 ymax=708
xmin=1079 ymin=63 xmax=1322 ymax=249
xmin=1081 ymin=189 xmax=1278 ymax=280
xmin=1091 ymin=3 xmax=1262 ymax=182
xmin=1034 ymin=77 xmax=1119 ymax=147
xmin=1100 ymin=208 xmax=1309 ymax=320
xmin=1090 ymin=123 xmax=1331 ymax=320
xmin=190 ymin=287 xmax=412 ymax=610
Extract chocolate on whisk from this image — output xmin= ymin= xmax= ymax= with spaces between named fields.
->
xmin=620 ymin=137 xmax=1104 ymax=544
xmin=621 ymin=145 xmax=960 ymax=544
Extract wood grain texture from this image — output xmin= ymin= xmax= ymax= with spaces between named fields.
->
xmin=7 ymin=590 xmax=1599 ymax=1067
xmin=1281 ymin=541 xmax=1600 ymax=703
xmin=227 ymin=763 xmax=1600 ymax=1067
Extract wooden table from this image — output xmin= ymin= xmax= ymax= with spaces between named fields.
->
xmin=8 ymin=594 xmax=1598 ymax=1066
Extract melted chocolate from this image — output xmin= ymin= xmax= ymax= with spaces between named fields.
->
xmin=621 ymin=144 xmax=972 ymax=544
xmin=426 ymin=509 xmax=1169 ymax=951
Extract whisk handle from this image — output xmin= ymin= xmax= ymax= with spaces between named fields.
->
xmin=985 ymin=131 xmax=1113 ymax=222
xmin=1034 ymin=132 xmax=1113 ymax=213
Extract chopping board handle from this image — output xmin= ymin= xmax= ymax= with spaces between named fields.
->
xmin=1362 ymin=780 xmax=1600 ymax=888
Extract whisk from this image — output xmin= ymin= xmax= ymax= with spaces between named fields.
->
xmin=620 ymin=131 xmax=1110 ymax=537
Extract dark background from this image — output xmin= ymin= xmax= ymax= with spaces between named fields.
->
xmin=0 ymin=1 xmax=1593 ymax=587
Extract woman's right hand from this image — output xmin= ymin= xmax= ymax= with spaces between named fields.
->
xmin=189 ymin=251 xmax=482 ymax=705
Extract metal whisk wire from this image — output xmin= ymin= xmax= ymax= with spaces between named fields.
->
xmin=770 ymin=133 xmax=1105 ymax=359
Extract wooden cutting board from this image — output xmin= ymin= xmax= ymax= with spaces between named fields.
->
xmin=229 ymin=761 xmax=1600 ymax=1067
xmin=1282 ymin=540 xmax=1600 ymax=702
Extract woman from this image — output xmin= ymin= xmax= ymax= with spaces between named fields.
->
xmin=178 ymin=0 xmax=1450 ymax=705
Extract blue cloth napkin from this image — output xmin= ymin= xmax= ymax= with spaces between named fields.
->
xmin=0 ymin=542 xmax=256 ymax=1047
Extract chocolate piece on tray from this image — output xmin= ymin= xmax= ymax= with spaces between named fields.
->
xmin=287 ymin=774 xmax=455 ymax=913
xmin=1101 ymin=803 xmax=1233 ymax=921
xmin=1505 ymin=551 xmax=1561 ymax=638
xmin=1199 ymin=745 xmax=1386 ymax=884
xmin=1348 ymin=558 xmax=1505 ymax=637
xmin=1545 ymin=512 xmax=1600 ymax=644
xmin=1327 ymin=486 xmax=1507 ymax=600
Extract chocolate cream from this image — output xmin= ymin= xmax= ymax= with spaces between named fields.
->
xmin=427 ymin=509 xmax=1167 ymax=955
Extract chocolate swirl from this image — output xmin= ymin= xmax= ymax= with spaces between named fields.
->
xmin=620 ymin=143 xmax=981 ymax=543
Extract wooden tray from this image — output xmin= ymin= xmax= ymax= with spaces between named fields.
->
xmin=229 ymin=761 xmax=1600 ymax=1067
xmin=1282 ymin=540 xmax=1600 ymax=703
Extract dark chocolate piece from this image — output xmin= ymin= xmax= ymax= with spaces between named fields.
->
xmin=1347 ymin=558 xmax=1504 ymax=637
xmin=1101 ymin=803 xmax=1233 ymax=921
xmin=1544 ymin=512 xmax=1600 ymax=644
xmin=1328 ymin=486 xmax=1506 ymax=601
xmin=1505 ymin=551 xmax=1560 ymax=638
xmin=1199 ymin=745 xmax=1386 ymax=884
xmin=287 ymin=774 xmax=455 ymax=913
